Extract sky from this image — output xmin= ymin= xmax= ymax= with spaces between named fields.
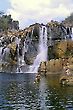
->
xmin=0 ymin=0 xmax=73 ymax=28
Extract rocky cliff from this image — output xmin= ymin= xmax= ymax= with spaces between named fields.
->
xmin=38 ymin=40 xmax=73 ymax=75
xmin=0 ymin=21 xmax=72 ymax=73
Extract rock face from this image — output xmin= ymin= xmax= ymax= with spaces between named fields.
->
xmin=59 ymin=75 xmax=73 ymax=86
xmin=24 ymin=23 xmax=40 ymax=65
xmin=0 ymin=21 xmax=72 ymax=73
xmin=59 ymin=64 xmax=73 ymax=86
xmin=7 ymin=42 xmax=18 ymax=61
xmin=48 ymin=40 xmax=73 ymax=60
xmin=55 ymin=40 xmax=73 ymax=58
xmin=38 ymin=40 xmax=73 ymax=75
xmin=0 ymin=23 xmax=40 ymax=72
xmin=0 ymin=42 xmax=18 ymax=72
xmin=38 ymin=58 xmax=63 ymax=75
xmin=47 ymin=20 xmax=67 ymax=41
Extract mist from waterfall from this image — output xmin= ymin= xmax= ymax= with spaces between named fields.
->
xmin=28 ymin=26 xmax=48 ymax=73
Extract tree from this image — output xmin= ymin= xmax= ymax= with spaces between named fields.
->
xmin=0 ymin=13 xmax=19 ymax=31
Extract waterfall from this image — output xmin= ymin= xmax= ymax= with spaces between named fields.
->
xmin=15 ymin=37 xmax=26 ymax=73
xmin=16 ymin=37 xmax=27 ymax=73
xmin=71 ymin=27 xmax=73 ymax=40
xmin=0 ymin=47 xmax=3 ymax=61
xmin=28 ymin=26 xmax=48 ymax=73
xmin=16 ymin=37 xmax=21 ymax=73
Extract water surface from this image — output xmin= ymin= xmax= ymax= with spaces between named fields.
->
xmin=0 ymin=73 xmax=73 ymax=110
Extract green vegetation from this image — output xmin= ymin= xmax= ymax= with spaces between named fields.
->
xmin=0 ymin=11 xmax=19 ymax=31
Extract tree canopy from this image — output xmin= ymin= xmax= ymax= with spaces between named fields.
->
xmin=0 ymin=12 xmax=19 ymax=31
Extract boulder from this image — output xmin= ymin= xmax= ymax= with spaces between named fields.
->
xmin=38 ymin=59 xmax=62 ymax=74
xmin=54 ymin=58 xmax=63 ymax=71
xmin=24 ymin=56 xmax=35 ymax=65
xmin=46 ymin=59 xmax=63 ymax=72
xmin=38 ymin=61 xmax=46 ymax=74
xmin=59 ymin=74 xmax=73 ymax=86
xmin=68 ymin=57 xmax=73 ymax=65
xmin=47 ymin=59 xmax=55 ymax=72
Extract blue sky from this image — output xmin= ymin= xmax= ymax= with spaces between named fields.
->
xmin=0 ymin=0 xmax=73 ymax=28
xmin=0 ymin=0 xmax=10 ymax=12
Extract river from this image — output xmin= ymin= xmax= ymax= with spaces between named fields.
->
xmin=0 ymin=73 xmax=73 ymax=110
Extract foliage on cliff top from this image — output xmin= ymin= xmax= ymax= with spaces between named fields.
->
xmin=0 ymin=12 xmax=19 ymax=31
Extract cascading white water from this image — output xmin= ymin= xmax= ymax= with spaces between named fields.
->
xmin=0 ymin=47 xmax=3 ymax=71
xmin=0 ymin=47 xmax=3 ymax=61
xmin=71 ymin=27 xmax=73 ymax=40
xmin=16 ymin=37 xmax=27 ymax=73
xmin=15 ymin=37 xmax=26 ymax=73
xmin=28 ymin=26 xmax=48 ymax=73
xmin=15 ymin=37 xmax=22 ymax=73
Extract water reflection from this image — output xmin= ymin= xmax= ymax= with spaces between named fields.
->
xmin=0 ymin=73 xmax=73 ymax=110
xmin=46 ymin=75 xmax=73 ymax=110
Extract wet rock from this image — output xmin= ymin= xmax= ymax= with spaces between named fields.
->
xmin=2 ymin=47 xmax=10 ymax=62
xmin=32 ymin=24 xmax=40 ymax=42
xmin=59 ymin=71 xmax=73 ymax=86
xmin=24 ymin=39 xmax=38 ymax=65
xmin=7 ymin=42 xmax=18 ymax=61
xmin=0 ymin=63 xmax=2 ymax=71
xmin=24 ymin=55 xmax=35 ymax=65
xmin=38 ymin=57 xmax=73 ymax=74
xmin=38 ymin=58 xmax=63 ymax=75
xmin=48 ymin=46 xmax=56 ymax=60
xmin=47 ymin=20 xmax=66 ymax=40
xmin=1 ymin=62 xmax=17 ymax=73
xmin=47 ymin=59 xmax=63 ymax=72
xmin=38 ymin=61 xmax=46 ymax=75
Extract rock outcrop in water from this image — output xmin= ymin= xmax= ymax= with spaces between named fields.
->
xmin=38 ymin=57 xmax=73 ymax=75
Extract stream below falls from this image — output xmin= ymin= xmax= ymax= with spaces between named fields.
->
xmin=0 ymin=72 xmax=73 ymax=110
